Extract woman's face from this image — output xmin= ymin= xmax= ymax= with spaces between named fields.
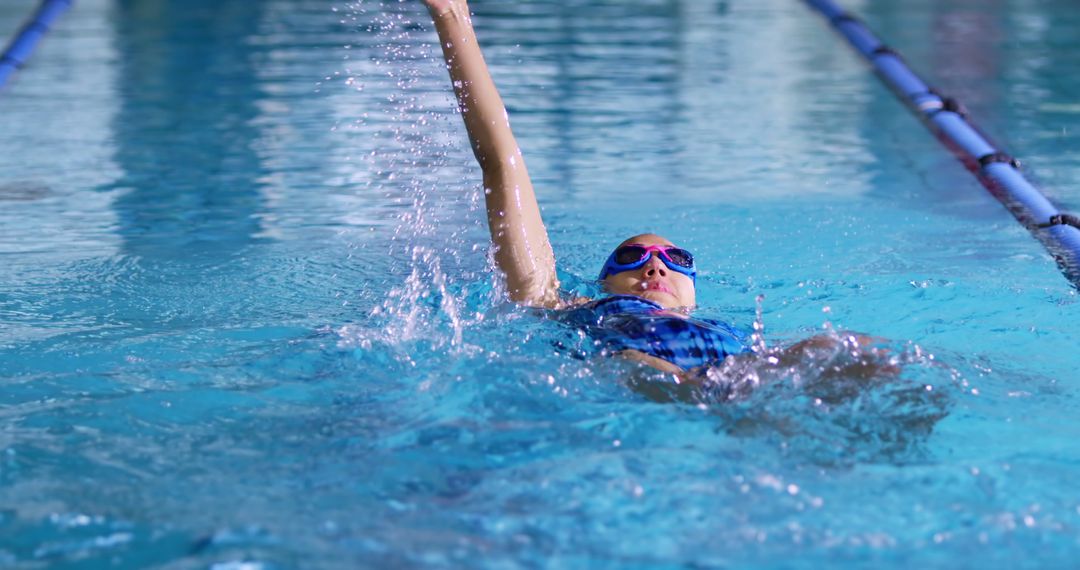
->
xmin=601 ymin=233 xmax=697 ymax=309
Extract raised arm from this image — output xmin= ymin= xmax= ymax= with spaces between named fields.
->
xmin=422 ymin=0 xmax=559 ymax=306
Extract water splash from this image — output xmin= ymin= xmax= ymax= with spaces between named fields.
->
xmin=699 ymin=333 xmax=959 ymax=464
xmin=333 ymin=0 xmax=493 ymax=359
xmin=750 ymin=293 xmax=768 ymax=353
xmin=337 ymin=245 xmax=488 ymax=357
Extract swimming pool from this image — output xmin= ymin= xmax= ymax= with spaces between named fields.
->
xmin=2 ymin=0 xmax=1079 ymax=566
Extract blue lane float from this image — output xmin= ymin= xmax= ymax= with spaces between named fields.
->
xmin=804 ymin=0 xmax=1080 ymax=288
xmin=0 ymin=0 xmax=73 ymax=91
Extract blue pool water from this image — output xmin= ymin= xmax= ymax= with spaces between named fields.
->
xmin=2 ymin=0 xmax=1080 ymax=566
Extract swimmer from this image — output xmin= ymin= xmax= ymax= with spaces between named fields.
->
xmin=419 ymin=0 xmax=891 ymax=393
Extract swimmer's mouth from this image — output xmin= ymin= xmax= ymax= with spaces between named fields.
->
xmin=640 ymin=281 xmax=673 ymax=294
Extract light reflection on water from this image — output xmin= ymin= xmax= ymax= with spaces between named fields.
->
xmin=1 ymin=0 xmax=1080 ymax=567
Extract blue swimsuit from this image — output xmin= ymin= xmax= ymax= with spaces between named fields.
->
xmin=557 ymin=295 xmax=752 ymax=369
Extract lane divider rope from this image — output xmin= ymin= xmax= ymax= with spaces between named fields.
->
xmin=0 ymin=0 xmax=74 ymax=91
xmin=805 ymin=0 xmax=1080 ymax=288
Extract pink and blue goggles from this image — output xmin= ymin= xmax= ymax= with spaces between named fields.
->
xmin=598 ymin=244 xmax=697 ymax=283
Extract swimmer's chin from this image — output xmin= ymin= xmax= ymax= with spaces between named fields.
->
xmin=631 ymin=289 xmax=689 ymax=309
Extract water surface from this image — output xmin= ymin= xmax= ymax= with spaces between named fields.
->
xmin=1 ymin=0 xmax=1079 ymax=566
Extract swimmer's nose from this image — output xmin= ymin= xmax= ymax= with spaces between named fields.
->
xmin=643 ymin=254 xmax=667 ymax=277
